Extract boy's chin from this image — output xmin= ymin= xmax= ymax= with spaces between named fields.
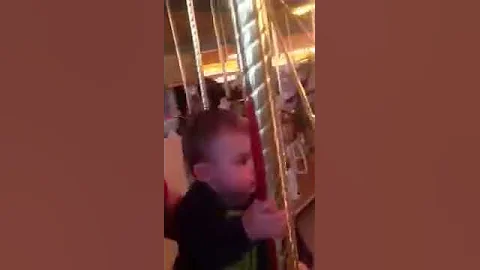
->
xmin=226 ymin=192 xmax=255 ymax=209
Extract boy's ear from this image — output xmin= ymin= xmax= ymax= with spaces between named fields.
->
xmin=192 ymin=162 xmax=213 ymax=183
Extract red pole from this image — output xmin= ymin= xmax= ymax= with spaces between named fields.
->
xmin=245 ymin=98 xmax=278 ymax=270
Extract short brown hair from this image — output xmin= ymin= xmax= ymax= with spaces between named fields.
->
xmin=182 ymin=109 xmax=248 ymax=174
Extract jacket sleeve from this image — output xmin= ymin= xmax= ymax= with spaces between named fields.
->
xmin=176 ymin=204 xmax=253 ymax=269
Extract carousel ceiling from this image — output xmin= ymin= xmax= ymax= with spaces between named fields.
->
xmin=167 ymin=0 xmax=311 ymax=13
xmin=164 ymin=0 xmax=314 ymax=54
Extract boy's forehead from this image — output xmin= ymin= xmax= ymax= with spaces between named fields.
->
xmin=212 ymin=130 xmax=251 ymax=150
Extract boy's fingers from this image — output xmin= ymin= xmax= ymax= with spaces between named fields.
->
xmin=251 ymin=199 xmax=264 ymax=209
xmin=247 ymin=200 xmax=262 ymax=213
xmin=297 ymin=263 xmax=309 ymax=270
xmin=274 ymin=211 xmax=287 ymax=221
xmin=261 ymin=210 xmax=286 ymax=221
xmin=262 ymin=212 xmax=287 ymax=235
xmin=273 ymin=212 xmax=288 ymax=236
xmin=258 ymin=200 xmax=278 ymax=213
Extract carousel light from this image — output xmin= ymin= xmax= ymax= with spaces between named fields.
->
xmin=214 ymin=74 xmax=237 ymax=83
xmin=203 ymin=61 xmax=239 ymax=76
xmin=216 ymin=46 xmax=315 ymax=75
xmin=291 ymin=3 xmax=315 ymax=16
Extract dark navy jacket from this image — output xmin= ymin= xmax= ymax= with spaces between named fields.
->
xmin=173 ymin=181 xmax=313 ymax=270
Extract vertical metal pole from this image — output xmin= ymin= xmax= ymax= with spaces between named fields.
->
xmin=166 ymin=0 xmax=192 ymax=113
xmin=210 ymin=0 xmax=229 ymax=95
xmin=186 ymin=0 xmax=209 ymax=110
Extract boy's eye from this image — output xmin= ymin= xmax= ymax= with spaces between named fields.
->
xmin=236 ymin=153 xmax=251 ymax=165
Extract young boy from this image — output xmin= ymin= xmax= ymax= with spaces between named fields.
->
xmin=173 ymin=109 xmax=312 ymax=270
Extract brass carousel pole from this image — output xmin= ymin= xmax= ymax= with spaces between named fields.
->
xmin=186 ymin=0 xmax=209 ymax=110
xmin=280 ymin=0 xmax=314 ymax=44
xmin=218 ymin=8 xmax=231 ymax=89
xmin=227 ymin=0 xmax=246 ymax=98
xmin=284 ymin=13 xmax=293 ymax=51
xmin=311 ymin=2 xmax=315 ymax=42
xmin=210 ymin=0 xmax=229 ymax=96
xmin=269 ymin=17 xmax=315 ymax=130
xmin=166 ymin=0 xmax=193 ymax=113
xmin=229 ymin=0 xmax=299 ymax=269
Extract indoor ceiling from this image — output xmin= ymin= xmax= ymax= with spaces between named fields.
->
xmin=166 ymin=0 xmax=310 ymax=13
xmin=164 ymin=0 xmax=314 ymax=54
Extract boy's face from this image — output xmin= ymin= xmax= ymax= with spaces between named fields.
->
xmin=207 ymin=130 xmax=255 ymax=205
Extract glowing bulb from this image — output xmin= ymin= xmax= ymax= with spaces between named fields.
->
xmin=291 ymin=4 xmax=315 ymax=16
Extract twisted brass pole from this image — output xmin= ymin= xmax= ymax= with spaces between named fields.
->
xmin=186 ymin=0 xmax=209 ymax=110
xmin=279 ymin=0 xmax=315 ymax=43
xmin=210 ymin=0 xmax=229 ymax=96
xmin=166 ymin=0 xmax=192 ymax=113
xmin=269 ymin=15 xmax=315 ymax=130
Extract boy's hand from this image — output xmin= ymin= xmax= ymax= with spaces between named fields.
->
xmin=297 ymin=262 xmax=309 ymax=270
xmin=242 ymin=199 xmax=287 ymax=241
